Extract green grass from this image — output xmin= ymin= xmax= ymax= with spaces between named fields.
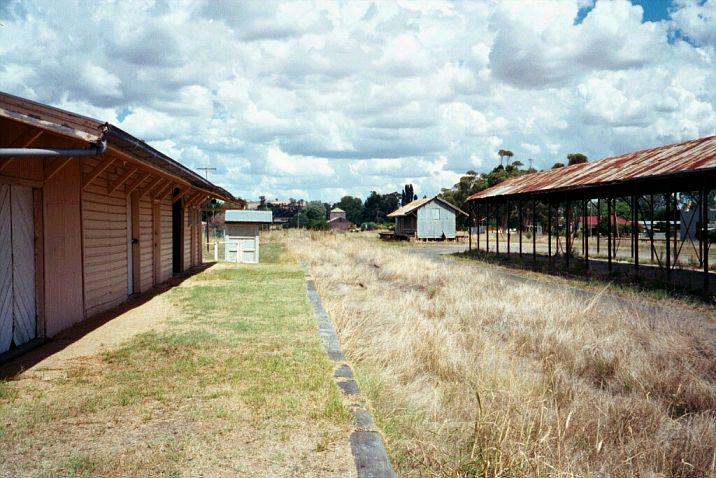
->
xmin=0 ymin=246 xmax=350 ymax=477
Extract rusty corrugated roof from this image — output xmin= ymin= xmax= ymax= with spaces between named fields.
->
xmin=467 ymin=135 xmax=716 ymax=201
xmin=0 ymin=91 xmax=235 ymax=202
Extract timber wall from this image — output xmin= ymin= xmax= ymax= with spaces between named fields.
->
xmin=81 ymin=157 xmax=129 ymax=318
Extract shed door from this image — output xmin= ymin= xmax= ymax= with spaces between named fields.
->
xmin=0 ymin=184 xmax=37 ymax=354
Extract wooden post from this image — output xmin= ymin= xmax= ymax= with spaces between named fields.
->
xmin=597 ymin=198 xmax=601 ymax=254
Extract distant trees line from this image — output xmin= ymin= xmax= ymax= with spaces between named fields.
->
xmin=264 ymin=184 xmax=418 ymax=230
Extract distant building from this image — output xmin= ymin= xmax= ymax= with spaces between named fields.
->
xmin=680 ymin=206 xmax=716 ymax=241
xmin=387 ymin=196 xmax=466 ymax=240
xmin=328 ymin=208 xmax=353 ymax=232
xmin=224 ymin=210 xmax=272 ymax=263
xmin=578 ymin=215 xmax=632 ymax=235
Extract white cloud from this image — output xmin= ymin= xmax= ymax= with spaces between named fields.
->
xmin=0 ymin=0 xmax=713 ymax=201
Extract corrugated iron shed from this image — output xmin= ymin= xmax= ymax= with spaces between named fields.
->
xmin=468 ymin=135 xmax=716 ymax=202
xmin=388 ymin=196 xmax=467 ymax=217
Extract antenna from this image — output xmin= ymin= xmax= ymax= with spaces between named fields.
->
xmin=197 ymin=167 xmax=217 ymax=180
xmin=197 ymin=167 xmax=217 ymax=254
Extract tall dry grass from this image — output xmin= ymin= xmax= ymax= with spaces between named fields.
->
xmin=287 ymin=231 xmax=716 ymax=477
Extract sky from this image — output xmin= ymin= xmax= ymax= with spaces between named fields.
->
xmin=1 ymin=0 xmax=715 ymax=202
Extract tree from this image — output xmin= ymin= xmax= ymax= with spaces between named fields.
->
xmin=363 ymin=191 xmax=400 ymax=224
xmin=258 ymin=195 xmax=267 ymax=210
xmin=297 ymin=202 xmax=328 ymax=229
xmin=333 ymin=196 xmax=364 ymax=225
xmin=567 ymin=153 xmax=588 ymax=166
xmin=498 ymin=149 xmax=514 ymax=167
xmin=400 ymin=184 xmax=416 ymax=206
xmin=552 ymin=162 xmax=565 ymax=169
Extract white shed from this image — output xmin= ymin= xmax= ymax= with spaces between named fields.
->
xmin=224 ymin=210 xmax=273 ymax=263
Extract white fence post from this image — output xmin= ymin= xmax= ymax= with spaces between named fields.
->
xmin=214 ymin=242 xmax=218 ymax=261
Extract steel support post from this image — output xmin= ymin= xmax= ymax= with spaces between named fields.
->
xmin=496 ymin=202 xmax=500 ymax=255
xmin=507 ymin=199 xmax=511 ymax=255
xmin=519 ymin=201 xmax=523 ymax=258
xmin=632 ymin=195 xmax=639 ymax=271
xmin=468 ymin=204 xmax=472 ymax=252
xmin=607 ymin=196 xmax=612 ymax=271
xmin=548 ymin=201 xmax=552 ymax=260
xmin=650 ymin=194 xmax=655 ymax=263
xmin=597 ymin=198 xmax=601 ymax=254
xmin=702 ymin=186 xmax=709 ymax=291
xmin=565 ymin=200 xmax=571 ymax=269
xmin=476 ymin=203 xmax=480 ymax=252
xmin=665 ymin=192 xmax=671 ymax=281
xmin=673 ymin=192 xmax=678 ymax=267
xmin=584 ymin=197 xmax=589 ymax=269
xmin=486 ymin=202 xmax=490 ymax=253
xmin=532 ymin=198 xmax=537 ymax=262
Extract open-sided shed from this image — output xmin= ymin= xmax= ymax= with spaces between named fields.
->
xmin=0 ymin=92 xmax=233 ymax=356
xmin=466 ymin=135 xmax=715 ymax=291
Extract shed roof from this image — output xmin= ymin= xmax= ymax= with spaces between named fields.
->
xmin=225 ymin=210 xmax=273 ymax=223
xmin=387 ymin=196 xmax=467 ymax=217
xmin=0 ymin=91 xmax=235 ymax=202
xmin=467 ymin=135 xmax=716 ymax=202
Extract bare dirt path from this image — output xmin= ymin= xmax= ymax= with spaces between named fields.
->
xmin=1 ymin=260 xmax=356 ymax=477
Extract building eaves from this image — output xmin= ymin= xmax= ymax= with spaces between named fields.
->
xmin=0 ymin=91 xmax=235 ymax=202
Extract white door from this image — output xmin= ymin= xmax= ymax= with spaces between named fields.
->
xmin=0 ymin=184 xmax=37 ymax=353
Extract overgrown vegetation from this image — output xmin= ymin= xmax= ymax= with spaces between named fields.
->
xmin=0 ymin=244 xmax=352 ymax=477
xmin=288 ymin=232 xmax=716 ymax=477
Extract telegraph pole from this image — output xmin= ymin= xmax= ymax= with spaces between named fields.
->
xmin=197 ymin=167 xmax=217 ymax=252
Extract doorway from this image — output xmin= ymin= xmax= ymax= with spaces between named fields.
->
xmin=0 ymin=184 xmax=37 ymax=354
xmin=172 ymin=188 xmax=183 ymax=274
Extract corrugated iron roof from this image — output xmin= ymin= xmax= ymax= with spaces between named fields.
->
xmin=387 ymin=197 xmax=432 ymax=217
xmin=467 ymin=135 xmax=716 ymax=202
xmin=387 ymin=196 xmax=467 ymax=217
xmin=225 ymin=210 xmax=273 ymax=223
xmin=0 ymin=91 xmax=235 ymax=202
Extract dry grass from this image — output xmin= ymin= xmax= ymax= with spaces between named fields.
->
xmin=286 ymin=231 xmax=716 ymax=477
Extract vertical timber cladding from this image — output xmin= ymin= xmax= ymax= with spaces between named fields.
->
xmin=138 ymin=194 xmax=154 ymax=292
xmin=158 ymin=196 xmax=173 ymax=283
xmin=183 ymin=204 xmax=191 ymax=269
xmin=44 ymin=157 xmax=84 ymax=337
xmin=0 ymin=184 xmax=37 ymax=353
xmin=81 ymin=156 xmax=130 ymax=318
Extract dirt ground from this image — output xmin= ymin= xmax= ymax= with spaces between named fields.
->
xmin=0 ymin=263 xmax=356 ymax=477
